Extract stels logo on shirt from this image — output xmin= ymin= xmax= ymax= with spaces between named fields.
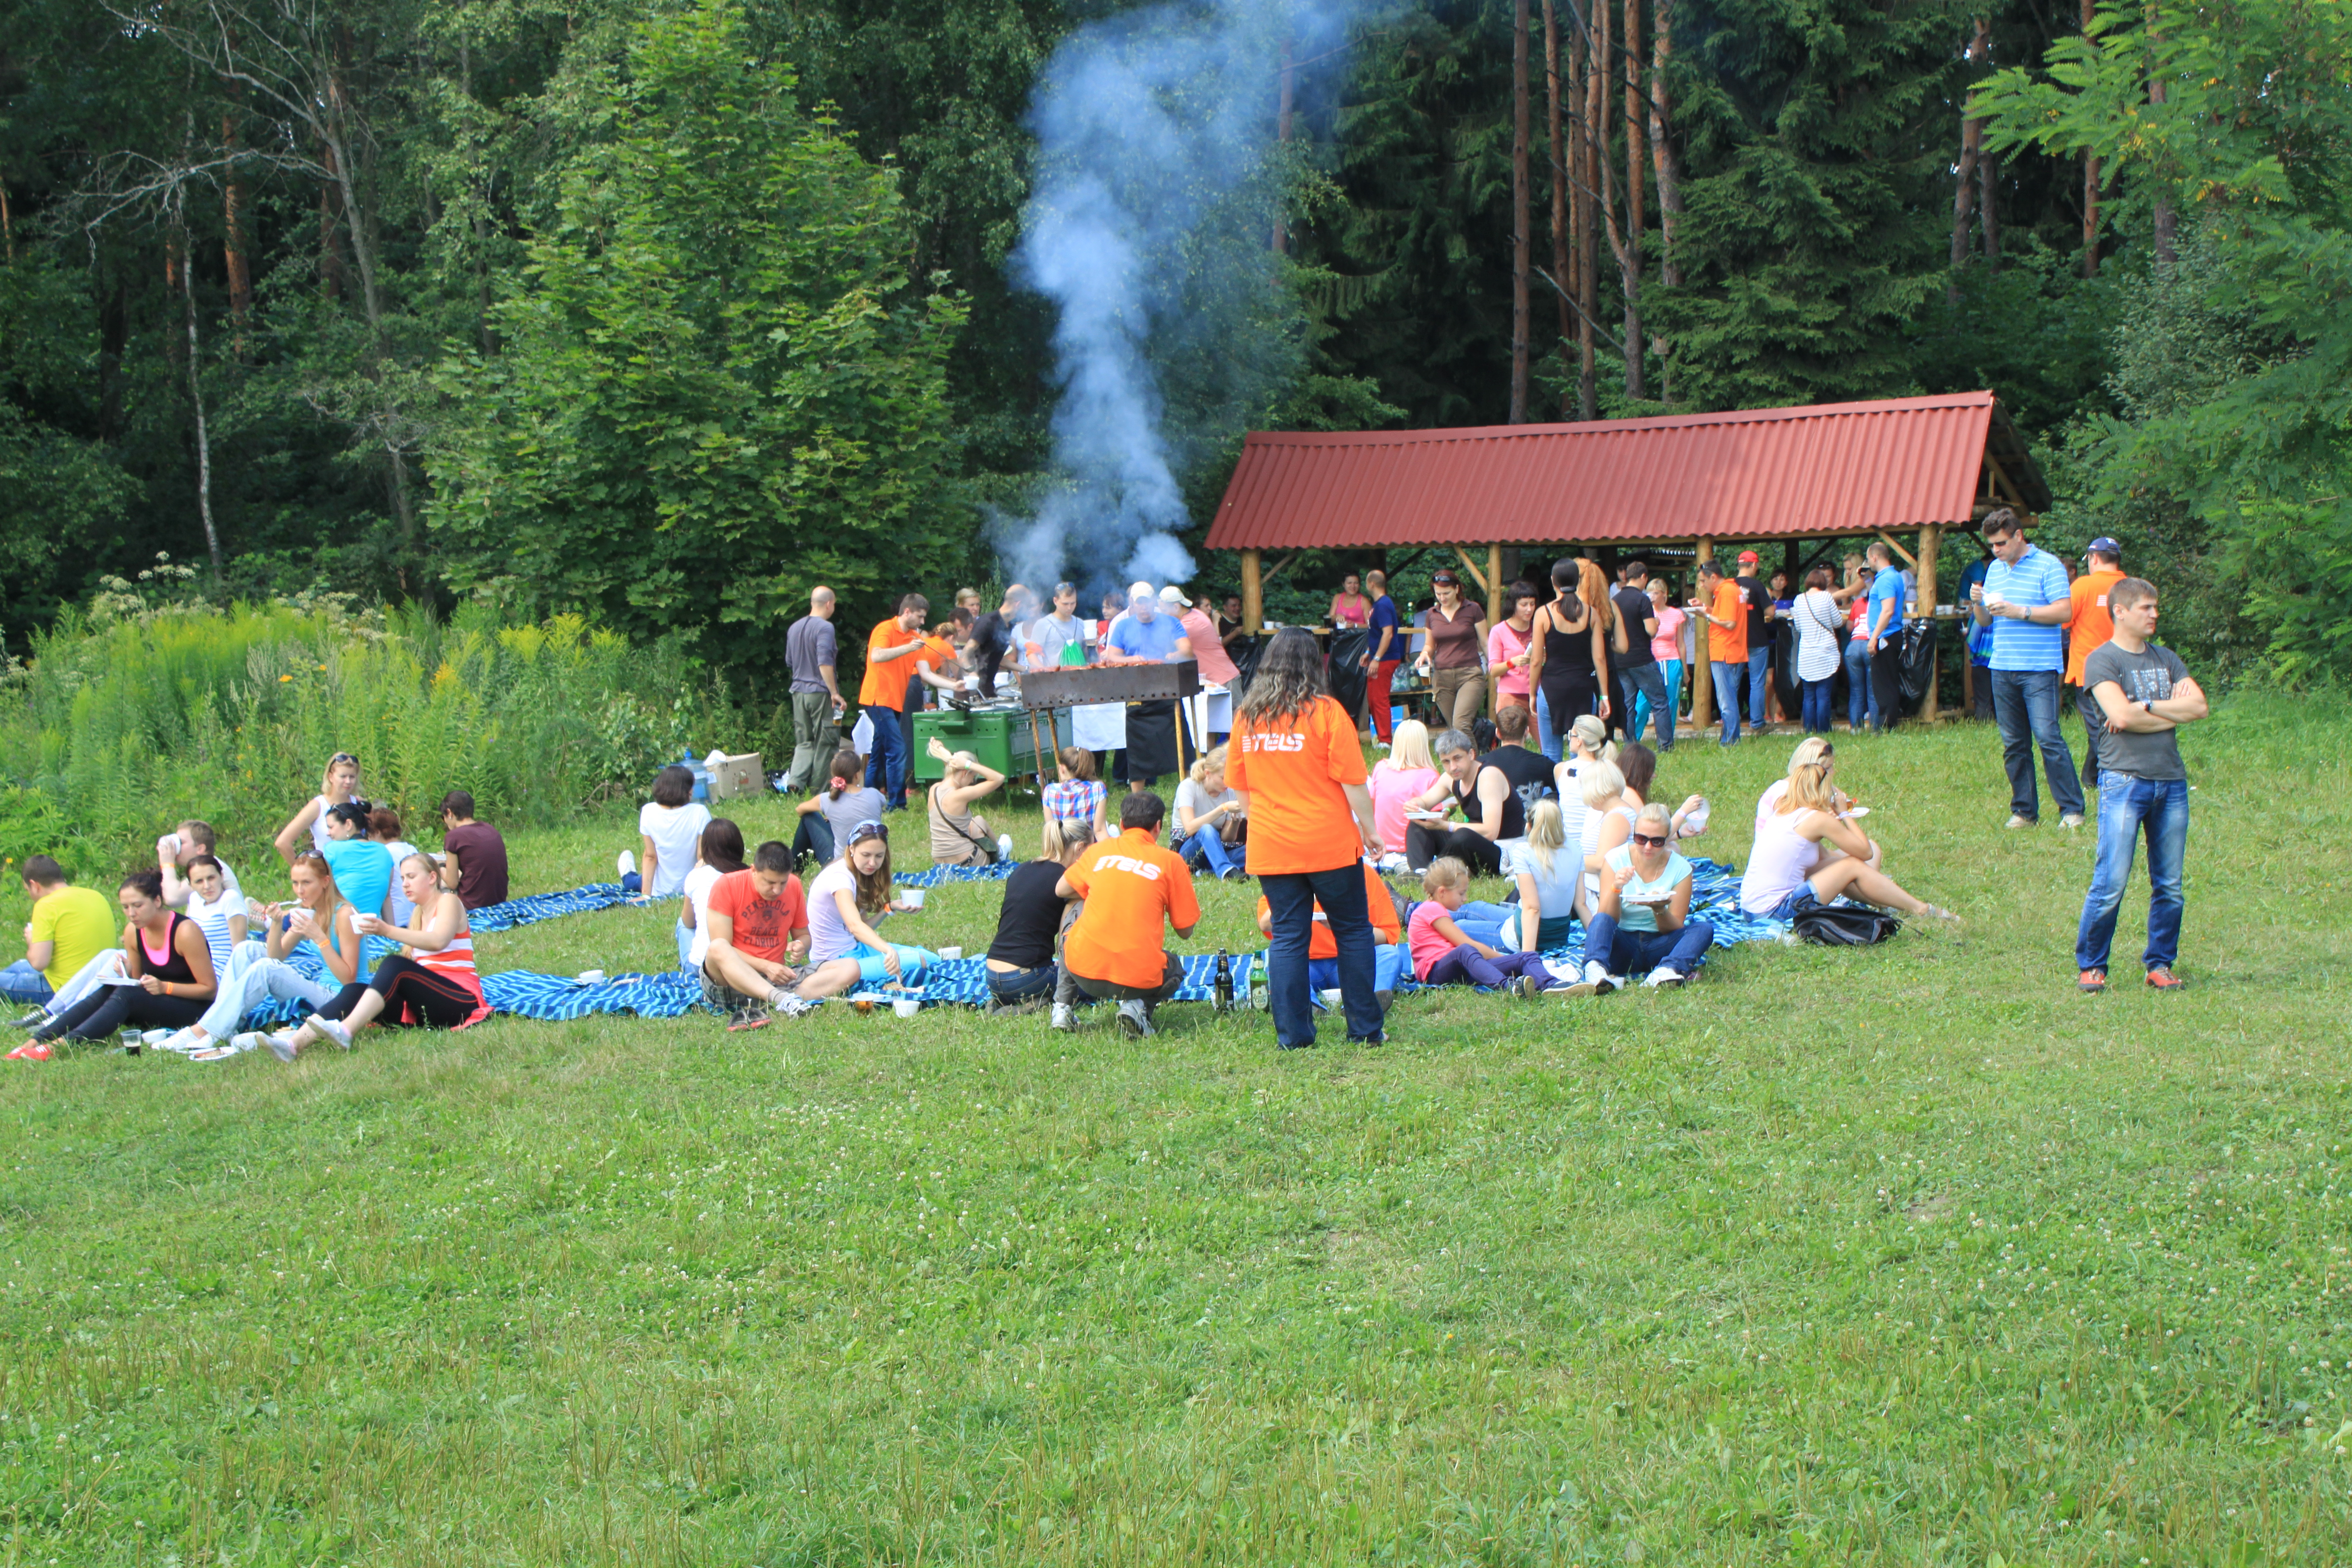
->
xmin=1237 ymin=733 xmax=1308 ymax=754
xmin=1096 ymin=854 xmax=1163 ymax=881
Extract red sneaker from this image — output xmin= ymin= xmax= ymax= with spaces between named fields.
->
xmin=2145 ymin=967 xmax=2187 ymax=991
xmin=6 ymin=1041 xmax=52 ymax=1061
xmin=2077 ymin=968 xmax=2107 ymax=993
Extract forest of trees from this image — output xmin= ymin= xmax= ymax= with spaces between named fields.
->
xmin=1 ymin=0 xmax=2347 ymax=688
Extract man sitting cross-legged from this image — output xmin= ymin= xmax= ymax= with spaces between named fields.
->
xmin=700 ymin=840 xmax=813 ymax=1031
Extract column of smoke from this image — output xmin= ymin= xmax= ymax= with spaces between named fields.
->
xmin=1000 ymin=0 xmax=1354 ymax=596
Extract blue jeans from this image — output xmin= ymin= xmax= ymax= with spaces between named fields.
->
xmin=1535 ymin=687 xmax=1560 ymax=763
xmin=1746 ymin=646 xmax=1770 ymax=728
xmin=1843 ymin=636 xmax=1879 ymax=731
xmin=1184 ymin=827 xmax=1238 ymax=878
xmin=2075 ymin=775 xmax=2187 ymax=973
xmin=1636 ymin=659 xmax=1682 ymax=746
xmin=1448 ymin=899 xmax=1519 ymax=950
xmin=1618 ymin=662 xmax=1672 ymax=749
xmin=1992 ymin=668 xmax=2085 ymax=821
xmin=1307 ymin=946 xmax=1407 ymax=997
xmin=1711 ymin=661 xmax=1745 ymax=744
xmin=864 ymin=707 xmax=908 ymax=811
xmin=1801 ymin=677 xmax=1836 ymax=734
xmin=0 ymin=960 xmax=52 ymax=1005
xmin=1582 ymin=912 xmax=1715 ymax=977
xmin=1262 ymin=863 xmax=1382 ymax=1047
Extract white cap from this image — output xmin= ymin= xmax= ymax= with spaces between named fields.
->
xmin=1158 ymin=585 xmax=1192 ymax=610
xmin=1127 ymin=580 xmax=1155 ymax=603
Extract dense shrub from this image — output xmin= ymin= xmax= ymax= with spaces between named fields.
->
xmin=0 ymin=599 xmax=736 ymax=875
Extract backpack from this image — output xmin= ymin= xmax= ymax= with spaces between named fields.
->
xmin=1792 ymin=902 xmax=1902 ymax=946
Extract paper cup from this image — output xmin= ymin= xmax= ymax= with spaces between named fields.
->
xmin=892 ymin=997 xmax=921 ymax=1019
xmin=937 ymin=946 xmax=963 ymax=960
xmin=903 ymin=887 xmax=927 ymax=909
xmin=576 ymin=969 xmax=606 ymax=985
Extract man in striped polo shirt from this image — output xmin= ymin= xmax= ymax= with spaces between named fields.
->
xmin=1969 ymin=508 xmax=2086 ymax=830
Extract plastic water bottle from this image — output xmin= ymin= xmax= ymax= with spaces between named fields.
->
xmin=1213 ymin=950 xmax=1234 ymax=1013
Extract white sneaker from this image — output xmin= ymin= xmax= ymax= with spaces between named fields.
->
xmin=1644 ymin=967 xmax=1684 ymax=989
xmin=1116 ymin=1000 xmax=1154 ymax=1038
xmin=140 ymin=1029 xmax=175 ymax=1046
xmin=265 ymin=1031 xmax=301 ymax=1063
xmin=617 ymin=849 xmax=637 ymax=880
xmin=1563 ymin=960 xmax=1617 ymax=997
xmin=774 ymin=994 xmax=818 ymax=1019
xmin=1051 ymin=1003 xmax=1076 ymax=1032
xmin=997 ymin=833 xmax=1015 ymax=862
xmin=2059 ymin=813 xmax=2085 ymax=830
xmin=228 ymin=1031 xmax=272 ymax=1054
xmin=2004 ymin=814 xmax=2034 ymax=830
xmin=309 ymin=1014 xmax=355 ymax=1051
xmin=154 ymin=1029 xmax=204 ymax=1054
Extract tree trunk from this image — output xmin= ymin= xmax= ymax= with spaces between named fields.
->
xmin=164 ymin=237 xmax=186 ymax=368
xmin=179 ymin=217 xmax=224 ymax=576
xmin=1979 ymin=148 xmax=1999 ymax=267
xmin=1576 ymin=10 xmax=1598 ymax=420
xmin=1544 ymin=0 xmax=1573 ymax=414
xmin=1511 ymin=0 xmax=1530 ymax=423
xmin=2080 ymin=0 xmax=2099 ymax=276
xmin=222 ymin=111 xmax=253 ymax=345
xmin=1948 ymin=16 xmax=1988 ymax=301
xmin=2148 ymin=79 xmax=2175 ymax=268
xmin=1621 ymin=0 xmax=1644 ymax=400
xmin=0 ymin=174 xmax=12 ymax=262
xmin=1649 ymin=0 xmax=1682 ymax=400
xmin=1273 ymin=40 xmax=1294 ymax=255
xmin=318 ymin=142 xmax=347 ymax=301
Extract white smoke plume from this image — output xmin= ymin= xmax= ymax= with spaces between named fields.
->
xmin=999 ymin=0 xmax=1356 ymax=596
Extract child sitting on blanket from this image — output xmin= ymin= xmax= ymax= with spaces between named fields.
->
xmin=1405 ymin=857 xmax=1571 ymax=997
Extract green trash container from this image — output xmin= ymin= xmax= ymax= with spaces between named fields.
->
xmin=909 ymin=705 xmax=1072 ymax=785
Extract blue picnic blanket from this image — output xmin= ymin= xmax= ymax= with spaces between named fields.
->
xmin=893 ymin=862 xmax=1017 ymax=889
xmin=466 ymin=882 xmax=673 ymax=932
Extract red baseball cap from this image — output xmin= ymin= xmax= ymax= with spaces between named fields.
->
xmin=1736 ymin=550 xmax=1760 ymax=565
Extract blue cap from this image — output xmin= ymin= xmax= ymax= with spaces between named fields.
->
xmin=2086 ymin=536 xmax=2121 ymax=560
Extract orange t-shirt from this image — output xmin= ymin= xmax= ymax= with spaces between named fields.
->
xmin=1255 ymin=862 xmax=1402 ymax=958
xmin=1706 ymin=579 xmax=1747 ymax=664
xmin=1224 ymin=696 xmax=1369 ymax=876
xmin=2064 ymin=569 xmax=2123 ymax=685
xmin=1062 ymin=829 xmax=1200 ymax=989
xmin=858 ymin=619 xmax=920 ymax=709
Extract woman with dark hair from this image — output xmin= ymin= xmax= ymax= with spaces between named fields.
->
xmin=790 ymin=747 xmax=886 ymax=871
xmin=368 ymin=807 xmax=423 ymax=925
xmin=10 ymin=872 xmax=216 ymax=1059
xmin=1526 ymin=558 xmax=1626 ymax=733
xmin=622 ymin=764 xmax=711 ymax=900
xmin=795 ymin=821 xmax=938 ymax=1000
xmin=1411 ymin=570 xmax=1487 ymax=734
xmin=320 ymin=800 xmax=395 ymax=930
xmin=678 ymin=817 xmax=748 ymax=973
xmin=1792 ymin=566 xmax=1845 ymax=734
xmin=1227 ymin=626 xmax=1388 ymax=1049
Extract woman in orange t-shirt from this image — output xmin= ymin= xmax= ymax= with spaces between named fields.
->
xmin=1226 ymin=628 xmax=1387 ymax=1049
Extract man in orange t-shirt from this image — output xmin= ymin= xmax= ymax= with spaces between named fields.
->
xmin=2066 ymin=537 xmax=2126 ymax=791
xmin=1225 ymin=626 xmax=1386 ymax=1048
xmin=856 ymin=594 xmax=928 ymax=811
xmin=1056 ymin=791 xmax=1200 ymax=1038
xmin=1694 ymin=559 xmax=1750 ymax=746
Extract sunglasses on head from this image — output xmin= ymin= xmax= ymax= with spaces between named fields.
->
xmin=848 ymin=820 xmax=888 ymax=846
xmin=1630 ymin=832 xmax=1669 ymax=848
xmin=330 ymin=752 xmax=359 ymax=766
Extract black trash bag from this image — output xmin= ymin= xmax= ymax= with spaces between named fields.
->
xmin=1792 ymin=903 xmax=1903 ymax=945
xmin=1227 ymin=634 xmax=1266 ymax=695
xmin=1898 ymin=619 xmax=1938 ymax=708
xmin=1771 ymin=619 xmax=1800 ymax=718
xmin=1326 ymin=627 xmax=1371 ymax=718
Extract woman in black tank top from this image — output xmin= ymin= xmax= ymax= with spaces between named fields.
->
xmin=1528 ymin=560 xmax=1617 ymax=728
xmin=20 ymin=873 xmax=216 ymax=1051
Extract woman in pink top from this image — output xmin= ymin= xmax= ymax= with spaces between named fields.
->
xmin=1328 ymin=573 xmax=1371 ymax=628
xmin=1636 ymin=579 xmax=1689 ymax=742
xmin=1486 ymin=583 xmax=1538 ymax=712
xmin=1367 ymin=720 xmax=1439 ymax=853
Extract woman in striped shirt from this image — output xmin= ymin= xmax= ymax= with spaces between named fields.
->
xmin=267 ymin=853 xmax=488 ymax=1059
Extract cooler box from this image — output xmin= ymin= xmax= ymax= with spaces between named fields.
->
xmin=707 ymin=751 xmax=764 ymax=801
xmin=909 ymin=706 xmax=1072 ymax=785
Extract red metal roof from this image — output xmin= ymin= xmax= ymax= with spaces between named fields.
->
xmin=1204 ymin=391 xmax=2042 ymax=551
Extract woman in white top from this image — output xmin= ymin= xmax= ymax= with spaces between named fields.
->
xmin=1790 ymin=566 xmax=1846 ymax=734
xmin=678 ymin=818 xmax=747 ymax=973
xmin=625 ymin=764 xmax=711 ymax=900
xmin=180 ymin=855 xmax=249 ymax=974
xmin=794 ymin=820 xmax=937 ymax=1000
xmin=368 ymin=806 xmax=422 ymax=925
xmin=274 ymin=752 xmax=362 ymax=865
xmin=1552 ymin=713 xmax=1617 ymax=859
xmin=1575 ymin=759 xmax=1637 ymax=914
xmin=1738 ymin=755 xmax=1956 ymax=922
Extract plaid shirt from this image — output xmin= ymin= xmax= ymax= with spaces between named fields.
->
xmin=1043 ymin=778 xmax=1105 ymax=826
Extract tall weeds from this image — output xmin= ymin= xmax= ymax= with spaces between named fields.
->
xmin=0 ymin=599 xmax=732 ymax=874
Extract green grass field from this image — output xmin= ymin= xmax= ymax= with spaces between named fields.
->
xmin=3 ymin=696 xmax=2350 ymax=1565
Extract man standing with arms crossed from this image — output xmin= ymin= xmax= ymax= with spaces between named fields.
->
xmin=1970 ymin=509 xmax=2086 ymax=829
xmin=2065 ymin=537 xmax=2125 ymax=793
xmin=784 ymin=587 xmax=846 ymax=794
xmin=2075 ymin=577 xmax=2205 ymax=993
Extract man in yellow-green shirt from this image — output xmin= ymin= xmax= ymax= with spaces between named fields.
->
xmin=3 ymin=856 xmax=117 ymax=1020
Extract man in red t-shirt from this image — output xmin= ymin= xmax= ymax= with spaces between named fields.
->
xmin=1056 ymin=791 xmax=1200 ymax=1038
xmin=701 ymin=840 xmax=812 ymax=1030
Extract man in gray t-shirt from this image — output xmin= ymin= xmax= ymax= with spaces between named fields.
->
xmin=784 ymin=587 xmax=845 ymax=793
xmin=2074 ymin=576 xmax=2207 ymax=994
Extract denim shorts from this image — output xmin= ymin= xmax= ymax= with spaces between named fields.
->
xmin=1766 ymin=886 xmax=1822 ymax=922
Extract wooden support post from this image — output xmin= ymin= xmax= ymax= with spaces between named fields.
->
xmin=1690 ymin=536 xmax=1714 ymax=733
xmin=1241 ymin=548 xmax=1264 ymax=634
xmin=1917 ymin=524 xmax=1941 ymax=721
xmin=1486 ymin=542 xmax=1505 ymax=716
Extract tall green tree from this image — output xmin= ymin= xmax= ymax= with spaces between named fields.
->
xmin=426 ymin=0 xmax=968 ymax=691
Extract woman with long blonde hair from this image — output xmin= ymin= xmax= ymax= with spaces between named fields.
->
xmin=1368 ymin=718 xmax=1439 ymax=854
xmin=1738 ymin=757 xmax=1957 ymax=923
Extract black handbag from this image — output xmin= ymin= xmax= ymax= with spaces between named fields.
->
xmin=1791 ymin=902 xmax=1902 ymax=945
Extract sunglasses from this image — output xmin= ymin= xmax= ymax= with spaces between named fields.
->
xmin=1431 ymin=573 xmax=1459 ymax=586
xmin=1630 ymin=832 xmax=1669 ymax=848
xmin=330 ymin=752 xmax=359 ymax=767
xmin=848 ymin=820 xmax=888 ymax=845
